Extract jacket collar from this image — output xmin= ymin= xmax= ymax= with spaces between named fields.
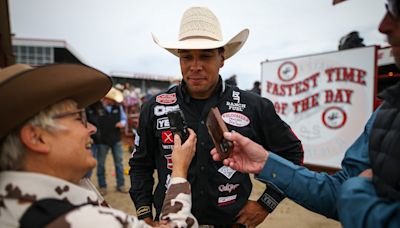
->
xmin=178 ymin=76 xmax=226 ymax=103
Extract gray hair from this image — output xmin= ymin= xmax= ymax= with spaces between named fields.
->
xmin=0 ymin=99 xmax=78 ymax=171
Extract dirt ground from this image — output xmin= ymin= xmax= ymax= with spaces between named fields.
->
xmin=89 ymin=139 xmax=341 ymax=228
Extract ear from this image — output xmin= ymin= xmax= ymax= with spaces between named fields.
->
xmin=220 ymin=53 xmax=225 ymax=68
xmin=20 ymin=125 xmax=51 ymax=154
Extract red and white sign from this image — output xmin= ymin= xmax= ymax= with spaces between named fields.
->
xmin=261 ymin=46 xmax=376 ymax=168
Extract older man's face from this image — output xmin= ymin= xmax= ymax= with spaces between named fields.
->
xmin=179 ymin=49 xmax=224 ymax=99
xmin=379 ymin=0 xmax=400 ymax=66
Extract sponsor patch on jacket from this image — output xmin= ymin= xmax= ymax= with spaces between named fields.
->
xmin=222 ymin=112 xmax=250 ymax=127
xmin=164 ymin=174 xmax=171 ymax=188
xmin=137 ymin=206 xmax=151 ymax=216
xmin=225 ymin=91 xmax=246 ymax=111
xmin=218 ymin=183 xmax=240 ymax=193
xmin=154 ymin=104 xmax=180 ymax=116
xmin=157 ymin=117 xmax=170 ymax=130
xmin=218 ymin=166 xmax=236 ymax=179
xmin=218 ymin=194 xmax=237 ymax=206
xmin=162 ymin=131 xmax=174 ymax=144
xmin=156 ymin=93 xmax=177 ymax=105
xmin=164 ymin=154 xmax=173 ymax=170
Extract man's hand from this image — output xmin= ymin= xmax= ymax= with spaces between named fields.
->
xmin=210 ymin=131 xmax=268 ymax=174
xmin=235 ymin=200 xmax=269 ymax=228
xmin=143 ymin=217 xmax=159 ymax=226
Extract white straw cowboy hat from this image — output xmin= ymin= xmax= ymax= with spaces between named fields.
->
xmin=105 ymin=87 xmax=124 ymax=103
xmin=0 ymin=63 xmax=112 ymax=139
xmin=152 ymin=6 xmax=249 ymax=60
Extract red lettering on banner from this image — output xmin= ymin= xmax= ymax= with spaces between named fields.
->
xmin=325 ymin=89 xmax=354 ymax=104
xmin=292 ymin=93 xmax=319 ymax=114
xmin=274 ymin=102 xmax=289 ymax=115
xmin=325 ymin=67 xmax=366 ymax=85
xmin=266 ymin=73 xmax=319 ymax=96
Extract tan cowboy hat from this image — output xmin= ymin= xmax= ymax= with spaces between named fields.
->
xmin=152 ymin=6 xmax=249 ymax=60
xmin=105 ymin=87 xmax=124 ymax=103
xmin=0 ymin=63 xmax=112 ymax=139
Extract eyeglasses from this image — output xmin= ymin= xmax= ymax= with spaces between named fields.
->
xmin=386 ymin=0 xmax=400 ymax=21
xmin=52 ymin=109 xmax=87 ymax=128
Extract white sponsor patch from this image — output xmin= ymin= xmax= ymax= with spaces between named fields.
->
xmin=165 ymin=174 xmax=171 ymax=189
xmin=218 ymin=183 xmax=240 ymax=193
xmin=218 ymin=166 xmax=236 ymax=179
xmin=222 ymin=112 xmax=250 ymax=127
xmin=134 ymin=131 xmax=140 ymax=146
xmin=218 ymin=194 xmax=237 ymax=206
xmin=162 ymin=145 xmax=174 ymax=150
xmin=157 ymin=117 xmax=170 ymax=130
xmin=156 ymin=93 xmax=177 ymax=105
xmin=154 ymin=104 xmax=180 ymax=116
xmin=226 ymin=101 xmax=247 ymax=112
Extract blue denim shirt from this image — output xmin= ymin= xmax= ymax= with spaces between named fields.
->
xmin=337 ymin=176 xmax=400 ymax=228
xmin=256 ymin=109 xmax=379 ymax=220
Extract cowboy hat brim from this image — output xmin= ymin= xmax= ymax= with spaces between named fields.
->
xmin=152 ymin=29 xmax=249 ymax=60
xmin=0 ymin=63 xmax=112 ymax=139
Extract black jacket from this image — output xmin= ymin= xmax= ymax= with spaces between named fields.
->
xmin=129 ymin=79 xmax=303 ymax=225
xmin=87 ymin=103 xmax=122 ymax=146
xmin=369 ymin=81 xmax=400 ymax=201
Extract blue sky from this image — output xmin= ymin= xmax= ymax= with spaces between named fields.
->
xmin=9 ymin=0 xmax=387 ymax=90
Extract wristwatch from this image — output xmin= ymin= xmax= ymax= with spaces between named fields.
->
xmin=257 ymin=182 xmax=286 ymax=213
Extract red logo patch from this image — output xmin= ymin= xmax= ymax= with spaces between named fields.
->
xmin=162 ymin=131 xmax=174 ymax=144
xmin=156 ymin=93 xmax=177 ymax=105
xmin=164 ymin=154 xmax=173 ymax=170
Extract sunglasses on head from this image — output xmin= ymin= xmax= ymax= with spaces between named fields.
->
xmin=52 ymin=109 xmax=88 ymax=128
xmin=386 ymin=0 xmax=400 ymax=20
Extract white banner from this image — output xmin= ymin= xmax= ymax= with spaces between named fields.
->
xmin=261 ymin=46 xmax=376 ymax=168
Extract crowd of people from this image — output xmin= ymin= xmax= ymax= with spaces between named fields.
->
xmin=0 ymin=1 xmax=399 ymax=228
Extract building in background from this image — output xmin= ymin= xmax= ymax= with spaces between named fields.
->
xmin=12 ymin=37 xmax=84 ymax=65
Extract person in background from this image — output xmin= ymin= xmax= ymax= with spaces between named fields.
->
xmin=92 ymin=87 xmax=128 ymax=195
xmin=211 ymin=2 xmax=400 ymax=225
xmin=224 ymin=75 xmax=237 ymax=87
xmin=0 ymin=63 xmax=198 ymax=227
xmin=249 ymin=81 xmax=261 ymax=95
xmin=129 ymin=6 xmax=303 ymax=227
xmin=84 ymin=100 xmax=103 ymax=178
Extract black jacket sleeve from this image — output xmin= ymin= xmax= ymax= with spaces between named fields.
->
xmin=129 ymin=102 xmax=156 ymax=220
xmin=255 ymin=96 xmax=304 ymax=212
xmin=257 ymin=97 xmax=303 ymax=165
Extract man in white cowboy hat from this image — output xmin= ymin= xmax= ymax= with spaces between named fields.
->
xmin=129 ymin=6 xmax=304 ymax=227
xmin=210 ymin=1 xmax=400 ymax=227
xmin=87 ymin=86 xmax=128 ymax=195
xmin=0 ymin=63 xmax=198 ymax=227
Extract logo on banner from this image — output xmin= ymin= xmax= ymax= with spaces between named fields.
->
xmin=156 ymin=93 xmax=177 ymax=105
xmin=278 ymin=61 xmax=297 ymax=82
xmin=322 ymin=106 xmax=347 ymax=129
